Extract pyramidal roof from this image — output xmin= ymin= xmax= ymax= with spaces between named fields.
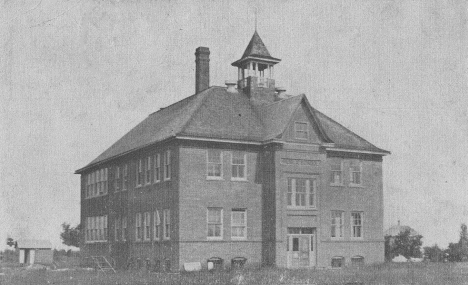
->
xmin=242 ymin=31 xmax=272 ymax=58
xmin=232 ymin=31 xmax=281 ymax=67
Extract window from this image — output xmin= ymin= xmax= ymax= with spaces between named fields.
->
xmin=86 ymin=174 xmax=91 ymax=197
xmin=350 ymin=161 xmax=362 ymax=185
xmin=122 ymin=164 xmax=128 ymax=190
xmin=231 ymin=209 xmax=247 ymax=239
xmin=115 ymin=216 xmax=121 ymax=241
xmin=287 ymin=178 xmax=316 ymax=208
xmin=231 ymin=152 xmax=246 ymax=180
xmin=294 ymin=122 xmax=308 ymax=140
xmin=207 ymin=208 xmax=223 ymax=239
xmin=122 ymin=216 xmax=127 ymax=241
xmin=351 ymin=212 xmax=363 ymax=238
xmin=164 ymin=151 xmax=171 ymax=180
xmin=85 ymin=215 xmax=108 ymax=242
xmin=143 ymin=212 xmax=151 ymax=241
xmin=114 ymin=166 xmax=121 ymax=192
xmin=145 ymin=157 xmax=152 ymax=184
xmin=351 ymin=256 xmax=364 ymax=266
xmin=153 ymin=210 xmax=160 ymax=240
xmin=103 ymin=215 xmax=108 ymax=240
xmin=85 ymin=168 xmax=108 ymax=198
xmin=330 ymin=161 xmax=343 ymax=185
xmin=135 ymin=213 xmax=142 ymax=241
xmin=331 ymin=211 xmax=344 ymax=238
xmin=98 ymin=169 xmax=108 ymax=195
xmin=163 ymin=209 xmax=171 ymax=240
xmin=154 ymin=154 xmax=161 ymax=183
xmin=207 ymin=150 xmax=222 ymax=179
xmin=137 ymin=159 xmax=143 ymax=186
xmin=331 ymin=256 xmax=344 ymax=268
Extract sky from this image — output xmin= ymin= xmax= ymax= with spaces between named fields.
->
xmin=1 ymin=0 xmax=467 ymax=250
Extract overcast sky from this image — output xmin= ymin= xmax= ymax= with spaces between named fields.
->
xmin=1 ymin=0 xmax=467 ymax=250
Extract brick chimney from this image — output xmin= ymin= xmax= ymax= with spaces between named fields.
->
xmin=195 ymin=47 xmax=210 ymax=94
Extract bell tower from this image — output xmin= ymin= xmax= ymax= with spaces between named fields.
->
xmin=231 ymin=31 xmax=281 ymax=104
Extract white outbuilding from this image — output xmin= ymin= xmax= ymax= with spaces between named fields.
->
xmin=17 ymin=239 xmax=53 ymax=265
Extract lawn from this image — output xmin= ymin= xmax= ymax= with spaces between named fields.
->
xmin=1 ymin=262 xmax=468 ymax=285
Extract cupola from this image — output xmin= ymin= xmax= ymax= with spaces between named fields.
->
xmin=232 ymin=31 xmax=281 ymax=104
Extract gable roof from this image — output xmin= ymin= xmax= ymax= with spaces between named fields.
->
xmin=77 ymin=89 xmax=389 ymax=173
xmin=256 ymin=94 xmax=331 ymax=143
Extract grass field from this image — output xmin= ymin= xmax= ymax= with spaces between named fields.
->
xmin=1 ymin=262 xmax=468 ymax=285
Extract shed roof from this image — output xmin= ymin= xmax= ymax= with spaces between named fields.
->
xmin=16 ymin=239 xmax=52 ymax=249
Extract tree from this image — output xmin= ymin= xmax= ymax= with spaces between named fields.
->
xmin=60 ymin=223 xmax=81 ymax=248
xmin=424 ymin=244 xmax=445 ymax=262
xmin=445 ymin=242 xmax=462 ymax=262
xmin=459 ymin=223 xmax=468 ymax=261
xmin=385 ymin=229 xmax=423 ymax=261
xmin=6 ymin=237 xmax=16 ymax=248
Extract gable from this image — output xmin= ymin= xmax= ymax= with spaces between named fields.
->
xmin=281 ymin=103 xmax=323 ymax=144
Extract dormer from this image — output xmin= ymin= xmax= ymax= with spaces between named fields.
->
xmin=232 ymin=31 xmax=281 ymax=104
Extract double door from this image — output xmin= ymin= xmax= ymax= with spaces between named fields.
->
xmin=287 ymin=234 xmax=315 ymax=268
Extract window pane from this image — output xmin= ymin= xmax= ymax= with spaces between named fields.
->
xmin=292 ymin=238 xmax=299 ymax=251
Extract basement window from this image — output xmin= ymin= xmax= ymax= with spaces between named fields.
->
xmin=331 ymin=256 xmax=344 ymax=268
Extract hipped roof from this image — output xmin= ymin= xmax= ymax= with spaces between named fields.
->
xmin=76 ymin=87 xmax=389 ymax=173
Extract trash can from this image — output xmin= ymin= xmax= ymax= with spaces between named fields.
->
xmin=231 ymin=257 xmax=247 ymax=269
xmin=207 ymin=257 xmax=223 ymax=270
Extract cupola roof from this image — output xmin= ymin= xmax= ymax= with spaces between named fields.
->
xmin=232 ymin=31 xmax=281 ymax=67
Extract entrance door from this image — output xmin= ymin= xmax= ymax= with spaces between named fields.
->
xmin=287 ymin=234 xmax=315 ymax=268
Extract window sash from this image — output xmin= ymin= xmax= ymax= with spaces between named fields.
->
xmin=207 ymin=150 xmax=222 ymax=178
xmin=231 ymin=152 xmax=246 ymax=179
xmin=85 ymin=215 xmax=107 ymax=242
xmin=154 ymin=154 xmax=161 ymax=182
xmin=163 ymin=209 xmax=170 ymax=239
xmin=143 ymin=212 xmax=151 ymax=240
xmin=331 ymin=211 xmax=344 ymax=238
xmin=136 ymin=213 xmax=142 ymax=240
xmin=164 ymin=151 xmax=171 ymax=180
xmin=207 ymin=208 xmax=223 ymax=238
xmin=122 ymin=217 xmax=127 ymax=241
xmin=330 ymin=162 xmax=343 ymax=184
xmin=115 ymin=217 xmax=121 ymax=242
xmin=114 ymin=166 xmax=121 ymax=191
xmin=153 ymin=210 xmax=160 ymax=240
xmin=287 ymin=178 xmax=316 ymax=208
xmin=350 ymin=162 xmax=362 ymax=185
xmin=231 ymin=210 xmax=246 ymax=239
xmin=351 ymin=212 xmax=363 ymax=238
xmin=137 ymin=159 xmax=143 ymax=186
xmin=122 ymin=164 xmax=128 ymax=190
xmin=145 ymin=157 xmax=152 ymax=184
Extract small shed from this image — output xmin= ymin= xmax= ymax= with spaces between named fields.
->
xmin=16 ymin=239 xmax=53 ymax=265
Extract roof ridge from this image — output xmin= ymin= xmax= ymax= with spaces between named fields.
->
xmin=149 ymin=86 xmax=222 ymax=116
xmin=261 ymin=94 xmax=303 ymax=107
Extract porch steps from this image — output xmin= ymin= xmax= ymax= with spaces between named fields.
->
xmin=91 ymin=256 xmax=116 ymax=274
